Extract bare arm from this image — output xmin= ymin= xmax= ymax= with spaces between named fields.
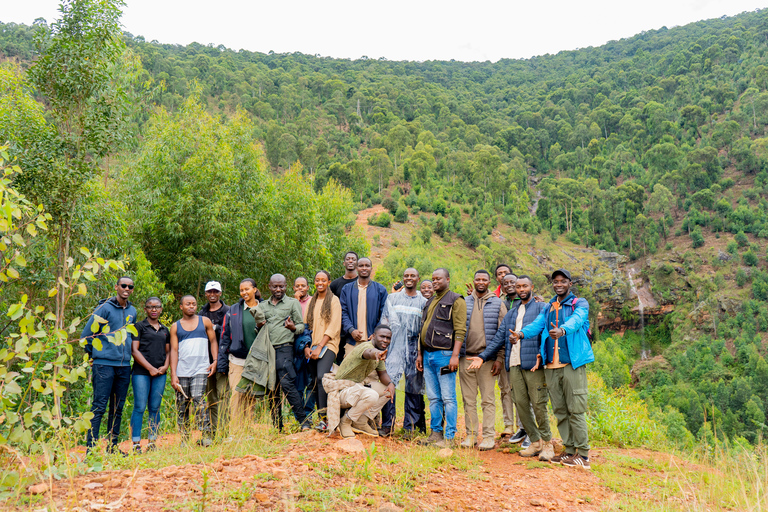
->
xmin=131 ymin=335 xmax=157 ymax=375
xmin=169 ymin=323 xmax=181 ymax=392
xmin=203 ymin=317 xmax=218 ymax=377
xmin=377 ymin=370 xmax=396 ymax=402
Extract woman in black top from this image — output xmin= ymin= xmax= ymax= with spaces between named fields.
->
xmin=129 ymin=297 xmax=170 ymax=453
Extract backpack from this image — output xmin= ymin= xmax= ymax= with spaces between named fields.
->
xmin=568 ymin=296 xmax=594 ymax=344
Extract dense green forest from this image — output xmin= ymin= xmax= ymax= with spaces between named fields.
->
xmin=3 ymin=6 xmax=768 ymax=451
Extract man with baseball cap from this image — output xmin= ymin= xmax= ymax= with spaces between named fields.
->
xmin=509 ymin=268 xmax=594 ymax=469
xmin=200 ymin=281 xmax=230 ymax=437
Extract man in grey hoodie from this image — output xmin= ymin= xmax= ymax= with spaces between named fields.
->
xmin=81 ymin=277 xmax=138 ymax=454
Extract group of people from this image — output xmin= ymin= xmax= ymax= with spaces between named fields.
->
xmin=81 ymin=252 xmax=594 ymax=469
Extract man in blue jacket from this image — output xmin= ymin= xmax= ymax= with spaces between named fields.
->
xmin=340 ymin=258 xmax=388 ymax=351
xmin=467 ymin=275 xmax=552 ymax=459
xmin=511 ymin=269 xmax=593 ymax=469
xmin=81 ymin=276 xmax=138 ymax=454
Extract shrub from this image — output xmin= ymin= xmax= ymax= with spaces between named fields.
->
xmin=368 ymin=212 xmax=391 ymax=228
xmin=736 ymin=231 xmax=749 ymax=247
xmin=419 ymin=226 xmax=432 ymax=244
xmin=394 ymin=205 xmax=408 ymax=223
xmin=691 ymin=228 xmax=705 ymax=248
xmin=382 ymin=197 xmax=397 ymax=214
xmin=743 ymin=250 xmax=758 ymax=266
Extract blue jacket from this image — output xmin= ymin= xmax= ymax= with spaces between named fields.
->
xmin=340 ymin=279 xmax=388 ymax=346
xmin=521 ymin=293 xmax=593 ymax=370
xmin=81 ymin=297 xmax=137 ymax=367
xmin=478 ymin=299 xmax=546 ymax=371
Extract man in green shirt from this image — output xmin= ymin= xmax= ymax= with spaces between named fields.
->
xmin=255 ymin=274 xmax=309 ymax=430
xmin=334 ymin=324 xmax=396 ymax=438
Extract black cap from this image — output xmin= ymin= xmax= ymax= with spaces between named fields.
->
xmin=551 ymin=268 xmax=571 ymax=281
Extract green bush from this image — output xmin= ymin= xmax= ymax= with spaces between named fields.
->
xmin=735 ymin=231 xmax=749 ymax=247
xmin=368 ymin=212 xmax=392 ymax=228
xmin=743 ymin=250 xmax=758 ymax=266
xmin=382 ymin=197 xmax=397 ymax=214
xmin=691 ymin=228 xmax=705 ymax=248
xmin=394 ymin=205 xmax=408 ymax=223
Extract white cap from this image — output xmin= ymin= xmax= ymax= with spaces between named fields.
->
xmin=205 ymin=281 xmax=222 ymax=292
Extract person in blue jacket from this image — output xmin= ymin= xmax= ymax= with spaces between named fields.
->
xmin=81 ymin=276 xmax=138 ymax=454
xmin=510 ymin=269 xmax=594 ymax=470
xmin=339 ymin=257 xmax=388 ymax=350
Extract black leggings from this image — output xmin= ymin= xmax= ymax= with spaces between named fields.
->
xmin=307 ymin=348 xmax=336 ymax=418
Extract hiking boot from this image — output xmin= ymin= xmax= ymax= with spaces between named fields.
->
xmin=509 ymin=428 xmax=527 ymax=443
xmin=338 ymin=413 xmax=355 ymax=438
xmin=519 ymin=439 xmax=543 ymax=457
xmin=419 ymin=430 xmax=444 ymax=445
xmin=434 ymin=438 xmax=458 ymax=449
xmin=562 ymin=454 xmax=591 ymax=470
xmin=378 ymin=428 xmax=392 ymax=438
xmin=478 ymin=437 xmax=496 ymax=451
xmin=197 ymin=437 xmax=213 ymax=448
xmin=501 ymin=424 xmax=515 ymax=436
xmin=460 ymin=435 xmax=477 ymax=449
xmin=538 ymin=441 xmax=555 ymax=461
xmin=351 ymin=419 xmax=379 ymax=437
xmin=551 ymin=451 xmax=573 ymax=464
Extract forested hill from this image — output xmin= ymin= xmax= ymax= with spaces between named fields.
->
xmin=6 ymin=9 xmax=768 ymax=256
xmin=4 ymin=8 xmax=768 ymax=447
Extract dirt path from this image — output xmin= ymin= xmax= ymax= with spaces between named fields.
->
xmin=22 ymin=432 xmax=625 ymax=511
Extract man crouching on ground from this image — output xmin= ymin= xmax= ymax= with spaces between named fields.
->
xmin=323 ymin=325 xmax=396 ymax=438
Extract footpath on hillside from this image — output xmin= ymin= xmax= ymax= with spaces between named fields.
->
xmin=24 ymin=431 xmax=616 ymax=511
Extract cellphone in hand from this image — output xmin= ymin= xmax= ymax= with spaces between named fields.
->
xmin=393 ymin=281 xmax=403 ymax=291
xmin=440 ymin=365 xmax=456 ymax=375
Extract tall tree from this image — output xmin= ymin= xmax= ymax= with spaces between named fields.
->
xmin=25 ymin=0 xmax=136 ymax=327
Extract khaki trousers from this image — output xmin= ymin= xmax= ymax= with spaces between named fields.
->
xmin=459 ymin=357 xmax=497 ymax=439
xmin=228 ymin=363 xmax=258 ymax=427
xmin=339 ymin=381 xmax=390 ymax=423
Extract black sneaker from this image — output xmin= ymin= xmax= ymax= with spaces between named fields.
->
xmin=378 ymin=428 xmax=392 ymax=438
xmin=509 ymin=428 xmax=527 ymax=443
xmin=146 ymin=441 xmax=157 ymax=452
xmin=562 ymin=455 xmax=591 ymax=470
xmin=107 ymin=444 xmax=129 ymax=457
xmin=315 ymin=420 xmax=328 ymax=432
xmin=132 ymin=442 xmax=142 ymax=455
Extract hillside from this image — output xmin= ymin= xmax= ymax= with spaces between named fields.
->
xmin=2 ymin=4 xmax=768 ymax=507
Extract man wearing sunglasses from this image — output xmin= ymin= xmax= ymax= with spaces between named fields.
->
xmin=81 ymin=276 xmax=138 ymax=455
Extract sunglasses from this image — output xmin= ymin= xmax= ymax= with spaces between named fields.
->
xmin=119 ymin=283 xmax=135 ymax=290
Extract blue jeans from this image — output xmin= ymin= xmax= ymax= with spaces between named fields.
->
xmin=423 ymin=350 xmax=458 ymax=439
xmin=130 ymin=372 xmax=167 ymax=443
xmin=86 ymin=364 xmax=131 ymax=448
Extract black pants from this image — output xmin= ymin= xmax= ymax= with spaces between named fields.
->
xmin=269 ymin=344 xmax=308 ymax=430
xmin=87 ymin=364 xmax=131 ymax=448
xmin=305 ymin=348 xmax=336 ymax=419
xmin=381 ymin=390 xmax=427 ymax=433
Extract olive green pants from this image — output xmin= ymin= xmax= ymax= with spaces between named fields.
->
xmin=544 ymin=364 xmax=590 ymax=458
xmin=508 ymin=366 xmax=551 ymax=443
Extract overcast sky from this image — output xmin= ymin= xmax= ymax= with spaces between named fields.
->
xmin=3 ymin=1 xmax=767 ymax=62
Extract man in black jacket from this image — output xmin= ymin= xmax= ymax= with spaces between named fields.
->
xmin=466 ymin=275 xmax=554 ymax=460
xmin=200 ymin=281 xmax=230 ymax=436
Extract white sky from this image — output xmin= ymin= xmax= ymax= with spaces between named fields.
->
xmin=2 ymin=1 xmax=767 ymax=62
